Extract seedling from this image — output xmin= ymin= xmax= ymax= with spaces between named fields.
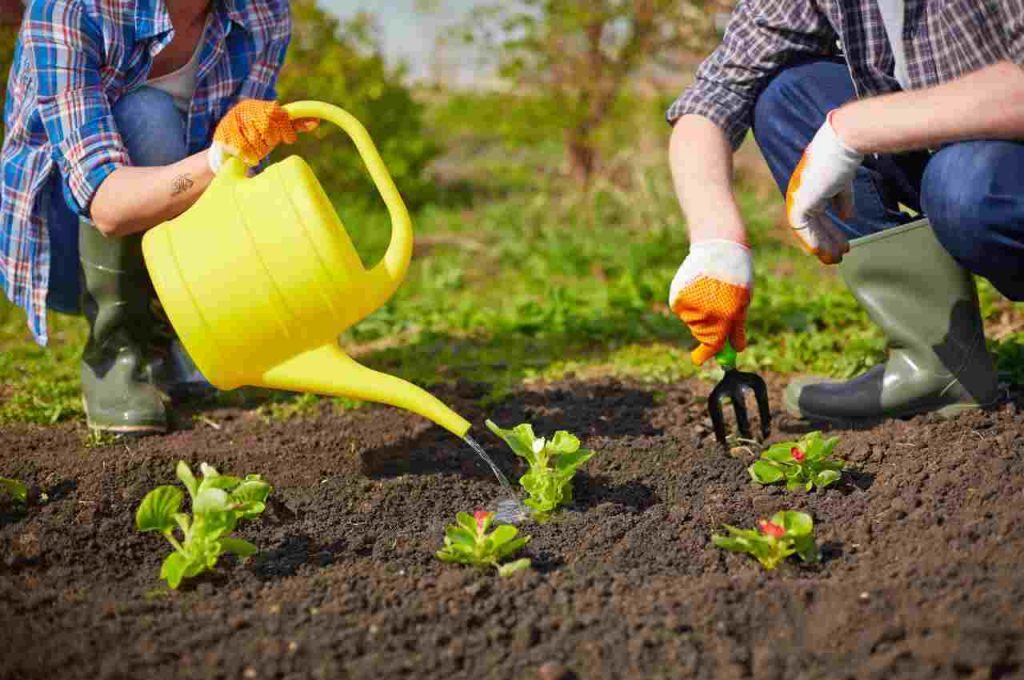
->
xmin=486 ymin=420 xmax=595 ymax=520
xmin=436 ymin=510 xmax=531 ymax=576
xmin=748 ymin=431 xmax=843 ymax=492
xmin=136 ymin=461 xmax=272 ymax=589
xmin=712 ymin=510 xmax=819 ymax=570
xmin=0 ymin=477 xmax=28 ymax=504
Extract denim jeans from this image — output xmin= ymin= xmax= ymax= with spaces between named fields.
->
xmin=751 ymin=59 xmax=1024 ymax=301
xmin=46 ymin=86 xmax=189 ymax=313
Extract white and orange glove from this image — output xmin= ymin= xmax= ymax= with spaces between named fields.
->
xmin=669 ymin=240 xmax=753 ymax=365
xmin=208 ymin=99 xmax=318 ymax=173
xmin=785 ymin=110 xmax=863 ymax=265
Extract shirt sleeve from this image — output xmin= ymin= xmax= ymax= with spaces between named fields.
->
xmin=240 ymin=3 xmax=291 ymax=101
xmin=999 ymin=0 xmax=1024 ymax=66
xmin=24 ymin=0 xmax=131 ymax=217
xmin=666 ymin=0 xmax=837 ymax=149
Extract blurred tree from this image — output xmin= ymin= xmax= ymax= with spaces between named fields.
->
xmin=0 ymin=0 xmax=23 ymax=111
xmin=461 ymin=0 xmax=716 ymax=185
xmin=275 ymin=2 xmax=438 ymax=208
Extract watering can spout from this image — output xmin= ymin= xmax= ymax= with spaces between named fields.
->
xmin=257 ymin=344 xmax=472 ymax=438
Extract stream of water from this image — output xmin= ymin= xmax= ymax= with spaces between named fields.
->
xmin=463 ymin=434 xmax=529 ymax=524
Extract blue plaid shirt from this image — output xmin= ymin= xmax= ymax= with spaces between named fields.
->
xmin=1 ymin=0 xmax=290 ymax=344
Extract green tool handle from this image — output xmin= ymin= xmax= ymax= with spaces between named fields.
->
xmin=716 ymin=341 xmax=738 ymax=371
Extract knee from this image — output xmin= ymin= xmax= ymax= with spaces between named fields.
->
xmin=922 ymin=142 xmax=1024 ymax=259
xmin=112 ymin=87 xmax=187 ymax=166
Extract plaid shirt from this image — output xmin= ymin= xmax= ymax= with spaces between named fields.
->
xmin=1 ymin=0 xmax=290 ymax=344
xmin=668 ymin=0 xmax=1024 ymax=149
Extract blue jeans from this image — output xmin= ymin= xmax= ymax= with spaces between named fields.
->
xmin=46 ymin=86 xmax=189 ymax=313
xmin=752 ymin=60 xmax=1024 ymax=301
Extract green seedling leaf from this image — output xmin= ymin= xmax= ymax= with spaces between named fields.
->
xmin=136 ymin=460 xmax=273 ymax=589
xmin=136 ymin=486 xmax=184 ymax=534
xmin=712 ymin=511 xmax=819 ymax=570
xmin=497 ymin=558 xmax=531 ymax=577
xmin=176 ymin=461 xmax=198 ymax=499
xmin=748 ymin=432 xmax=845 ymax=492
xmin=487 ymin=420 xmax=595 ymax=519
xmin=436 ymin=510 xmax=531 ymax=575
xmin=0 ymin=477 xmax=29 ymax=504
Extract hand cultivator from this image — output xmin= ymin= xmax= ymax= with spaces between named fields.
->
xmin=708 ymin=342 xmax=771 ymax=446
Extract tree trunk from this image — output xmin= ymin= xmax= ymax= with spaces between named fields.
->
xmin=566 ymin=127 xmax=597 ymax=187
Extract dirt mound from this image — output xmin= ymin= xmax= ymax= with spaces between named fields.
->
xmin=2 ymin=377 xmax=1023 ymax=679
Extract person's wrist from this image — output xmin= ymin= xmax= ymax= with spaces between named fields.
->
xmin=828 ymin=106 xmax=868 ymax=155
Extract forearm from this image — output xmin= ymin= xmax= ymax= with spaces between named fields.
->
xmin=832 ymin=61 xmax=1024 ymax=154
xmin=89 ymin=151 xmax=213 ymax=237
xmin=669 ymin=115 xmax=747 ymax=245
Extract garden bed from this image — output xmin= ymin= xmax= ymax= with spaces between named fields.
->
xmin=2 ymin=376 xmax=1024 ymax=679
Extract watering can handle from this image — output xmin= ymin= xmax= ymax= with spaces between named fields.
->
xmin=281 ymin=100 xmax=414 ymax=301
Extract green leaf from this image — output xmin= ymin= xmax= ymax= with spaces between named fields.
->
xmin=199 ymin=462 xmax=220 ymax=479
xmin=748 ymin=460 xmax=785 ymax=484
xmin=487 ymin=524 xmax=519 ymax=547
xmin=553 ymin=447 xmax=594 ymax=472
xmin=202 ymin=475 xmax=243 ymax=492
xmin=762 ymin=444 xmax=797 ymax=463
xmin=497 ymin=558 xmax=531 ymax=577
xmin=136 ymin=486 xmax=184 ymax=533
xmin=486 ymin=419 xmax=540 ymax=465
xmin=193 ymin=487 xmax=230 ymax=514
xmin=549 ymin=431 xmax=580 ymax=454
xmin=814 ymin=469 xmax=842 ymax=489
xmin=495 ymin=535 xmax=530 ymax=558
xmin=775 ymin=511 xmax=814 ymax=537
xmin=230 ymin=479 xmax=272 ymax=518
xmin=786 ymin=479 xmax=806 ymax=492
xmin=160 ymin=552 xmax=191 ymax=589
xmin=0 ymin=477 xmax=28 ymax=504
xmin=174 ymin=513 xmax=191 ymax=534
xmin=455 ymin=512 xmax=478 ymax=534
xmin=793 ymin=534 xmax=820 ymax=563
xmin=175 ymin=461 xmax=198 ymax=499
xmin=445 ymin=525 xmax=476 ymax=547
xmin=219 ymin=537 xmax=258 ymax=557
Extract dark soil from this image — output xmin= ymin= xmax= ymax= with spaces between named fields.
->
xmin=2 ymin=376 xmax=1024 ymax=680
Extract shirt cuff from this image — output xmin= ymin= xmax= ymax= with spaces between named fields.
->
xmin=665 ymin=80 xmax=754 ymax=151
xmin=60 ymin=125 xmax=131 ymax=217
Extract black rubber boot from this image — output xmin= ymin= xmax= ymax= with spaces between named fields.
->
xmin=79 ymin=223 xmax=168 ymax=434
xmin=784 ymin=219 xmax=1000 ymax=423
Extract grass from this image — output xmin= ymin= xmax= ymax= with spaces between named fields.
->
xmin=2 ymin=97 xmax=1022 ymax=425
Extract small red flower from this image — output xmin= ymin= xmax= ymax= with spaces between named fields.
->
xmin=791 ymin=447 xmax=806 ymax=462
xmin=473 ymin=510 xmax=493 ymax=531
xmin=758 ymin=519 xmax=786 ymax=538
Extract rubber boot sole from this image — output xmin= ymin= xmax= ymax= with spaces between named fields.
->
xmin=82 ymin=397 xmax=168 ymax=435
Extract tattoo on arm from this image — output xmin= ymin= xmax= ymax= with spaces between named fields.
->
xmin=171 ymin=173 xmax=195 ymax=197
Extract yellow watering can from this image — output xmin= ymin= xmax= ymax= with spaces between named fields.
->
xmin=141 ymin=101 xmax=471 ymax=438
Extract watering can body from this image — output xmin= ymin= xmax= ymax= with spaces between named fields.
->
xmin=141 ymin=101 xmax=470 ymax=437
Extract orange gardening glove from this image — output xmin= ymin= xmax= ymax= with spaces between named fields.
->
xmin=668 ymin=240 xmax=753 ymax=365
xmin=208 ymin=99 xmax=318 ymax=173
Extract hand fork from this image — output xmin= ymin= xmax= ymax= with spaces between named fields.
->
xmin=708 ymin=342 xmax=771 ymax=447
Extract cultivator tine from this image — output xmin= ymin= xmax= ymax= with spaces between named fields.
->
xmin=730 ymin=381 xmax=753 ymax=441
xmin=708 ymin=380 xmax=728 ymax=446
xmin=747 ymin=371 xmax=772 ymax=439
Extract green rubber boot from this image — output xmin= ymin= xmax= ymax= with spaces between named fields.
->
xmin=784 ymin=219 xmax=999 ymax=423
xmin=79 ymin=223 xmax=168 ymax=434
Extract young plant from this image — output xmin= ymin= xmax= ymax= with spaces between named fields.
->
xmin=486 ymin=419 xmax=595 ymax=520
xmin=712 ymin=510 xmax=819 ymax=570
xmin=0 ymin=477 xmax=28 ymax=504
xmin=436 ymin=510 xmax=532 ymax=577
xmin=748 ymin=431 xmax=843 ymax=492
xmin=136 ymin=461 xmax=272 ymax=589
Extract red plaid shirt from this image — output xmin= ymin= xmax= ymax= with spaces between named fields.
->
xmin=668 ymin=0 xmax=1024 ymax=148
xmin=1 ymin=0 xmax=290 ymax=344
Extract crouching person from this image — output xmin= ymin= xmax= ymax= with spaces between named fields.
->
xmin=1 ymin=0 xmax=315 ymax=433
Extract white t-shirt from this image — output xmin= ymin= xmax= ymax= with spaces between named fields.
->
xmin=876 ymin=0 xmax=910 ymax=89
xmin=145 ymin=19 xmax=209 ymax=112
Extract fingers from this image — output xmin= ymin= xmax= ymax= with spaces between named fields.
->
xmin=691 ymin=342 xmax=720 ymax=366
xmin=292 ymin=118 xmax=320 ymax=134
xmin=729 ymin=320 xmax=747 ymax=353
xmin=831 ymin=188 xmax=855 ymax=222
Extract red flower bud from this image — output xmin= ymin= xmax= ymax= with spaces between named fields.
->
xmin=473 ymin=510 xmax=493 ymax=531
xmin=791 ymin=447 xmax=806 ymax=462
xmin=758 ymin=519 xmax=785 ymax=538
